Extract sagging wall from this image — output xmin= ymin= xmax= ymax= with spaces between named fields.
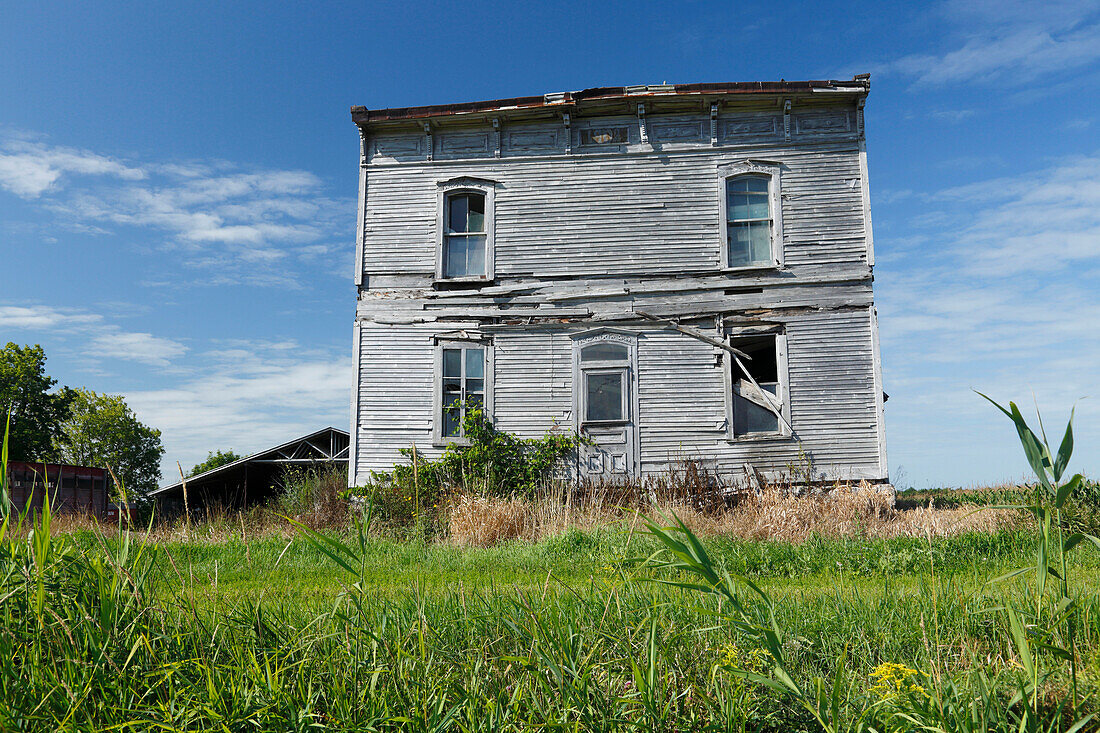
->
xmin=351 ymin=307 xmax=882 ymax=486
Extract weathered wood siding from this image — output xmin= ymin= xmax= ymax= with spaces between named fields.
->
xmin=352 ymin=309 xmax=883 ymax=484
xmin=362 ymin=141 xmax=867 ymax=278
xmin=350 ymin=96 xmax=887 ymax=486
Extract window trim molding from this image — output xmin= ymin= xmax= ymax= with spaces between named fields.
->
xmin=723 ymin=327 xmax=792 ymax=441
xmin=431 ymin=336 xmax=494 ymax=447
xmin=435 ymin=177 xmax=496 ymax=282
xmin=717 ymin=160 xmax=784 ymax=271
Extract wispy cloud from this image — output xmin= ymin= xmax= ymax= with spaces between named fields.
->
xmin=876 ymin=152 xmax=1100 ymax=485
xmin=938 ymin=154 xmax=1100 ymax=275
xmin=881 ymin=0 xmax=1100 ymax=88
xmin=88 ymin=330 xmax=188 ymax=368
xmin=0 ymin=304 xmax=103 ymax=330
xmin=0 ymin=139 xmax=145 ymax=198
xmin=0 ymin=133 xmax=350 ymax=287
xmin=2 ymin=303 xmax=187 ymax=369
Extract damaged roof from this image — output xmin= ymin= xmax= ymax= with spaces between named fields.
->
xmin=351 ymin=76 xmax=870 ymax=125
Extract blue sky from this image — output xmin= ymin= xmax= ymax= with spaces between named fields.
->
xmin=1 ymin=0 xmax=1098 ymax=488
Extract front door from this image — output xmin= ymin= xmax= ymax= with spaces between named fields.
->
xmin=579 ymin=366 xmax=635 ymax=477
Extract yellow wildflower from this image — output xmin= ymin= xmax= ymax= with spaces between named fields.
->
xmin=869 ymin=662 xmax=926 ymax=700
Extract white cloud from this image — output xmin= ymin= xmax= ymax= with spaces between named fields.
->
xmin=939 ymin=154 xmax=1100 ymax=275
xmin=0 ymin=133 xmax=350 ymax=287
xmin=123 ymin=341 xmax=350 ymax=482
xmin=1 ymin=303 xmax=189 ymax=370
xmin=884 ymin=0 xmax=1100 ymax=87
xmin=0 ymin=304 xmax=103 ymax=330
xmin=0 ymin=140 xmax=145 ymax=198
xmin=89 ymin=330 xmax=188 ymax=367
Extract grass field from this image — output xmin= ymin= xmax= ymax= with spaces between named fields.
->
xmin=0 ymin=514 xmax=1091 ymax=731
xmin=4 ymin=402 xmax=1100 ymax=730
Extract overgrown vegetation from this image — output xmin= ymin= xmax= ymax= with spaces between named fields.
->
xmin=3 ymin=401 xmax=1100 ymax=730
xmin=360 ymin=406 xmax=584 ymax=532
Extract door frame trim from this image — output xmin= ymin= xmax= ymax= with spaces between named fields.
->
xmin=571 ymin=329 xmax=641 ymax=476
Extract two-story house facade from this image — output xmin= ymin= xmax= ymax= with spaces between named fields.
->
xmin=348 ymin=78 xmax=887 ymax=487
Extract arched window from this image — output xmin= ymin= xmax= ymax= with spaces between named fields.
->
xmin=443 ymin=191 xmax=486 ymax=278
xmin=726 ymin=174 xmax=772 ymax=267
xmin=580 ymin=342 xmax=628 ymax=362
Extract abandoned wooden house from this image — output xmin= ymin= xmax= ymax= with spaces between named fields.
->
xmin=348 ymin=77 xmax=887 ymax=486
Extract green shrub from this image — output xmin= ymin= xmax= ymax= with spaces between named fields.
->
xmin=358 ymin=406 xmax=584 ymax=529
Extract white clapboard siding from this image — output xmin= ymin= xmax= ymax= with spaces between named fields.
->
xmin=353 ymin=310 xmax=883 ymax=484
xmin=492 ymin=328 xmax=574 ymax=436
xmin=353 ymin=322 xmax=441 ymax=483
xmin=362 ymin=142 xmax=866 ymax=277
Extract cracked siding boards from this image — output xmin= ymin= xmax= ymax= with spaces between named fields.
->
xmin=349 ymin=78 xmax=888 ymax=485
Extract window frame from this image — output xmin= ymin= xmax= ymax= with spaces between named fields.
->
xmin=723 ymin=328 xmax=792 ymax=441
xmin=436 ymin=177 xmax=496 ymax=282
xmin=717 ymin=161 xmax=784 ymax=271
xmin=581 ymin=367 xmax=629 ymax=425
xmin=432 ymin=337 xmax=494 ymax=446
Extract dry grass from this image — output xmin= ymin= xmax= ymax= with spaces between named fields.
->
xmin=446 ymin=480 xmax=1022 ymax=547
xmin=39 ymin=461 xmax=1023 ymax=548
xmin=674 ymin=483 xmax=1020 ymax=541
xmin=446 ymin=494 xmax=531 ymax=547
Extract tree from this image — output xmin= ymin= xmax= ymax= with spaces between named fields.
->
xmin=0 ymin=343 xmax=73 ymax=461
xmin=55 ymin=388 xmax=165 ymax=497
xmin=189 ymin=449 xmax=242 ymax=476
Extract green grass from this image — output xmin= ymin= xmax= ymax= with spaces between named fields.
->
xmin=67 ymin=524 xmax=1094 ymax=601
xmin=4 ymin=515 xmax=1100 ymax=731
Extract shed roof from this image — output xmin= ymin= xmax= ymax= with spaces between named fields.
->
xmin=151 ymin=426 xmax=349 ymax=500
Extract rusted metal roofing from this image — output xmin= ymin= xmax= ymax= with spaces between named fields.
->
xmin=351 ymin=77 xmax=870 ymax=125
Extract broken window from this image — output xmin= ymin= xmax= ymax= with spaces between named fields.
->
xmin=580 ymin=126 xmax=629 ymax=146
xmin=728 ymin=333 xmax=787 ymax=437
xmin=726 ymin=175 xmax=773 ymax=267
xmin=443 ymin=191 xmax=486 ymax=278
xmin=440 ymin=345 xmax=485 ymax=438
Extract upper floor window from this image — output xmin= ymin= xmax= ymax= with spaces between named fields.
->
xmin=718 ymin=162 xmax=784 ymax=270
xmin=436 ymin=177 xmax=496 ymax=281
xmin=727 ymin=176 xmax=772 ymax=267
xmin=444 ymin=192 xmax=486 ymax=278
xmin=579 ymin=126 xmax=630 ymax=146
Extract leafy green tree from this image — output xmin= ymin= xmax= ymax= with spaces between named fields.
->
xmin=55 ymin=388 xmax=165 ymax=496
xmin=0 ymin=343 xmax=73 ymax=461
xmin=189 ymin=449 xmax=243 ymax=476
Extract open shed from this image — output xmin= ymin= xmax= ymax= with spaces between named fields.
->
xmin=151 ymin=427 xmax=349 ymax=513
